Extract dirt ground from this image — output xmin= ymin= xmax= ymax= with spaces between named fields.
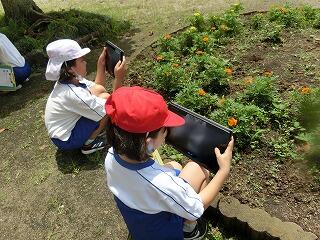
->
xmin=1 ymin=1 xmax=320 ymax=239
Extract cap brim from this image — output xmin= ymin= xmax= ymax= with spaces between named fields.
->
xmin=163 ymin=110 xmax=185 ymax=128
xmin=70 ymin=48 xmax=91 ymax=60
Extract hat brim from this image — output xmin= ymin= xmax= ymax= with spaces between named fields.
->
xmin=69 ymin=48 xmax=91 ymax=60
xmin=163 ymin=110 xmax=185 ymax=128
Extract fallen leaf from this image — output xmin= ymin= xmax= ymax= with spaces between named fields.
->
xmin=0 ymin=128 xmax=7 ymax=134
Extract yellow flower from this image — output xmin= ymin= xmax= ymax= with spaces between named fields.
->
xmin=300 ymin=86 xmax=311 ymax=94
xmin=195 ymin=50 xmax=205 ymax=55
xmin=164 ymin=34 xmax=172 ymax=40
xmin=172 ymin=63 xmax=180 ymax=68
xmin=218 ymin=96 xmax=226 ymax=106
xmin=194 ymin=12 xmax=201 ymax=17
xmin=228 ymin=117 xmax=238 ymax=127
xmin=243 ymin=76 xmax=254 ymax=85
xmin=224 ymin=67 xmax=233 ymax=76
xmin=156 ymin=55 xmax=164 ymax=61
xmin=220 ymin=24 xmax=230 ymax=32
xmin=263 ymin=70 xmax=273 ymax=77
xmin=203 ymin=35 xmax=209 ymax=43
xmin=198 ymin=89 xmax=206 ymax=96
xmin=189 ymin=26 xmax=197 ymax=32
xmin=279 ymin=7 xmax=288 ymax=13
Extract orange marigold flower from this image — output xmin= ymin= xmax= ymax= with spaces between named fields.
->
xmin=156 ymin=55 xmax=164 ymax=61
xmin=263 ymin=70 xmax=273 ymax=77
xmin=196 ymin=50 xmax=205 ymax=55
xmin=164 ymin=34 xmax=172 ymax=40
xmin=198 ymin=88 xmax=206 ymax=96
xmin=172 ymin=63 xmax=180 ymax=68
xmin=300 ymin=86 xmax=311 ymax=94
xmin=220 ymin=24 xmax=230 ymax=32
xmin=228 ymin=117 xmax=238 ymax=127
xmin=243 ymin=76 xmax=254 ymax=85
xmin=203 ymin=36 xmax=209 ymax=43
xmin=224 ymin=67 xmax=233 ymax=76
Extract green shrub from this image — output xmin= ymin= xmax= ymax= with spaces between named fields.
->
xmin=189 ymin=12 xmax=206 ymax=32
xmin=250 ymin=13 xmax=267 ymax=29
xmin=261 ymin=22 xmax=284 ymax=43
xmin=15 ymin=36 xmax=43 ymax=54
xmin=185 ymin=55 xmax=230 ymax=95
xmin=268 ymin=5 xmax=307 ymax=28
xmin=158 ymin=34 xmax=180 ymax=52
xmin=270 ymin=136 xmax=297 ymax=159
xmin=313 ymin=12 xmax=320 ymax=29
xmin=240 ymin=76 xmax=278 ymax=110
xmin=0 ymin=9 xmax=131 ymax=56
xmin=290 ymin=87 xmax=320 ymax=130
xmin=174 ymin=82 xmax=218 ymax=116
xmin=210 ymin=99 xmax=268 ymax=150
xmin=150 ymin=62 xmax=187 ymax=99
xmin=209 ymin=3 xmax=244 ymax=37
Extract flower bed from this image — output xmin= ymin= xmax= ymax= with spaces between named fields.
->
xmin=128 ymin=4 xmax=320 ymax=238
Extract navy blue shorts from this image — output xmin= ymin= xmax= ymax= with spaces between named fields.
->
xmin=51 ymin=117 xmax=99 ymax=150
xmin=13 ymin=62 xmax=31 ymax=85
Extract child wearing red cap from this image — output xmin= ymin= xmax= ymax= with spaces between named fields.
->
xmin=104 ymin=86 xmax=234 ymax=240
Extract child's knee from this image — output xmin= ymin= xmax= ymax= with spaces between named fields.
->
xmin=165 ymin=161 xmax=183 ymax=170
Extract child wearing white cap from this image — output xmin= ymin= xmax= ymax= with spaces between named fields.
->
xmin=44 ymin=39 xmax=126 ymax=154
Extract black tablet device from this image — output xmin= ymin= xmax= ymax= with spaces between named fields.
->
xmin=105 ymin=41 xmax=124 ymax=77
xmin=166 ymin=102 xmax=233 ymax=172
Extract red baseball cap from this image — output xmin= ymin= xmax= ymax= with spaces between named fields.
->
xmin=105 ymin=86 xmax=185 ymax=133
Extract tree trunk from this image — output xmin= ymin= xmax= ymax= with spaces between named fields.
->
xmin=1 ymin=0 xmax=47 ymax=23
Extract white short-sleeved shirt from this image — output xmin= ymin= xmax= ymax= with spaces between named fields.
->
xmin=104 ymin=147 xmax=204 ymax=239
xmin=45 ymin=78 xmax=106 ymax=141
xmin=0 ymin=33 xmax=25 ymax=67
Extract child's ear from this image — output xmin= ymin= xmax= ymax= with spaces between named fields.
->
xmin=146 ymin=137 xmax=153 ymax=145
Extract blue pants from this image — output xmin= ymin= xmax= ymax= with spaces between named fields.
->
xmin=51 ymin=117 xmax=99 ymax=150
xmin=13 ymin=62 xmax=31 ymax=85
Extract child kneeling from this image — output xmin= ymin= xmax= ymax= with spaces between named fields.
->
xmin=104 ymin=86 xmax=234 ymax=240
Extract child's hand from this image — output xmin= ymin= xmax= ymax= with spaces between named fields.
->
xmin=214 ymin=136 xmax=234 ymax=174
xmin=114 ymin=56 xmax=126 ymax=82
xmin=97 ymin=47 xmax=107 ymax=69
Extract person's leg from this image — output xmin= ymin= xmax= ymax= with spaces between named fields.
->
xmin=164 ymin=161 xmax=183 ymax=171
xmin=89 ymin=84 xmax=110 ymax=99
xmin=179 ymin=161 xmax=210 ymax=193
xmin=13 ymin=62 xmax=31 ymax=85
xmin=180 ymin=162 xmax=210 ymax=238
xmin=87 ymin=115 xmax=108 ymax=141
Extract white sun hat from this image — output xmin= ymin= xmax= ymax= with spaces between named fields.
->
xmin=45 ymin=39 xmax=91 ymax=81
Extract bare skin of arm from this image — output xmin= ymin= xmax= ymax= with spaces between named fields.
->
xmin=90 ymin=49 xmax=126 ymax=98
xmin=179 ymin=137 xmax=234 ymax=209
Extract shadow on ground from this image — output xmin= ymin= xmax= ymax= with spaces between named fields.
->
xmin=55 ymin=149 xmax=106 ymax=174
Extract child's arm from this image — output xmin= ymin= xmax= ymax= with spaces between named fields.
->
xmin=95 ymin=47 xmax=107 ymax=87
xmin=113 ymin=56 xmax=126 ymax=91
xmin=198 ymin=137 xmax=234 ymax=209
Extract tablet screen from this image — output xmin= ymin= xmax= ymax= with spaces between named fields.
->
xmin=166 ymin=103 xmax=232 ymax=172
xmin=105 ymin=41 xmax=124 ymax=77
